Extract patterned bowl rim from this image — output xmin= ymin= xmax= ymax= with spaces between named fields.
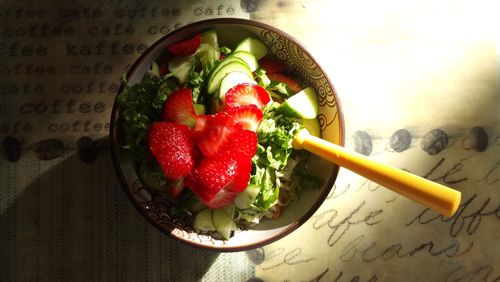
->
xmin=110 ymin=18 xmax=345 ymax=252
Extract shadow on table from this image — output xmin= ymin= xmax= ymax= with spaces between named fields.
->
xmin=0 ymin=150 xmax=251 ymax=281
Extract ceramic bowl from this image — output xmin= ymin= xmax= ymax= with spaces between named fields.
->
xmin=110 ymin=18 xmax=344 ymax=251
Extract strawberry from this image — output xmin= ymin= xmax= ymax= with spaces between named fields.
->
xmin=147 ymin=121 xmax=194 ymax=180
xmin=162 ymin=88 xmax=197 ymax=127
xmin=192 ymin=110 xmax=259 ymax=157
xmin=221 ymin=129 xmax=258 ymax=157
xmin=167 ymin=34 xmax=202 ymax=56
xmin=192 ymin=115 xmax=208 ymax=137
xmin=267 ymin=73 xmax=302 ymax=93
xmin=225 ymin=83 xmax=271 ymax=110
xmin=193 ymin=112 xmax=242 ymax=157
xmin=185 ymin=151 xmax=252 ymax=208
xmin=203 ymin=188 xmax=239 ymax=209
xmin=259 ymin=57 xmax=285 ymax=74
xmin=226 ymin=105 xmax=263 ymax=132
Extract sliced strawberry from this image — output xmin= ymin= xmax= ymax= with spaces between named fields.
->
xmin=193 ymin=112 xmax=242 ymax=157
xmin=185 ymin=151 xmax=252 ymax=208
xmin=225 ymin=83 xmax=271 ymax=110
xmin=259 ymin=57 xmax=285 ymax=74
xmin=204 ymin=188 xmax=239 ymax=209
xmin=192 ymin=115 xmax=208 ymax=137
xmin=162 ymin=88 xmax=197 ymax=127
xmin=167 ymin=34 xmax=202 ymax=56
xmin=226 ymin=105 xmax=263 ymax=132
xmin=147 ymin=122 xmax=194 ymax=180
xmin=220 ymin=129 xmax=258 ymax=157
xmin=267 ymin=73 xmax=302 ymax=93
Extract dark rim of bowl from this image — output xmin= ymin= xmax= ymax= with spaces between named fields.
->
xmin=110 ymin=17 xmax=345 ymax=252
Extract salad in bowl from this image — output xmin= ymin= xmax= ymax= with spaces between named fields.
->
xmin=111 ymin=19 xmax=343 ymax=251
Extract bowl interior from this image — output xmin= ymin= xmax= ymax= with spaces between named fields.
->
xmin=111 ymin=19 xmax=344 ymax=251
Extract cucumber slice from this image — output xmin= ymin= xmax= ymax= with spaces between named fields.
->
xmin=211 ymin=55 xmax=246 ymax=74
xmin=168 ymin=55 xmax=195 ymax=84
xmin=220 ymin=204 xmax=236 ymax=218
xmin=206 ymin=56 xmax=247 ymax=94
xmin=234 ymin=185 xmax=260 ymax=209
xmin=207 ymin=59 xmax=252 ymax=94
xmin=301 ymin=118 xmax=321 ymax=137
xmin=218 ymin=71 xmax=256 ymax=101
xmin=231 ymin=51 xmax=258 ymax=71
xmin=234 ymin=37 xmax=268 ymax=60
xmin=281 ymin=87 xmax=319 ymax=119
xmin=212 ymin=207 xmax=237 ymax=240
xmin=201 ymin=29 xmax=219 ymax=49
xmin=193 ymin=209 xmax=216 ymax=232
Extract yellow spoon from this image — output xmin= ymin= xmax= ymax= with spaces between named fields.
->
xmin=293 ymin=129 xmax=461 ymax=217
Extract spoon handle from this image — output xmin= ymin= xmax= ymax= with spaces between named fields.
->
xmin=293 ymin=130 xmax=461 ymax=217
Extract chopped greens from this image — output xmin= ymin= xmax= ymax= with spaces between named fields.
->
xmin=118 ymin=75 xmax=168 ymax=163
xmin=239 ymin=102 xmax=318 ymax=223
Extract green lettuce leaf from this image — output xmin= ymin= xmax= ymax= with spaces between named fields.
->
xmin=117 ymin=76 xmax=171 ymax=162
xmin=250 ymin=103 xmax=302 ymax=210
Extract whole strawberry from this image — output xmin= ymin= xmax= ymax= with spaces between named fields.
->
xmin=147 ymin=121 xmax=194 ymax=180
xmin=220 ymin=129 xmax=258 ymax=158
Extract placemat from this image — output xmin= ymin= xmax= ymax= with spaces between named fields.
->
xmin=0 ymin=147 xmax=255 ymax=281
xmin=1 ymin=0 xmax=499 ymax=281
xmin=0 ymin=0 xmax=257 ymax=281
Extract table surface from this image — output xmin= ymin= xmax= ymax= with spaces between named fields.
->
xmin=1 ymin=1 xmax=499 ymax=281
